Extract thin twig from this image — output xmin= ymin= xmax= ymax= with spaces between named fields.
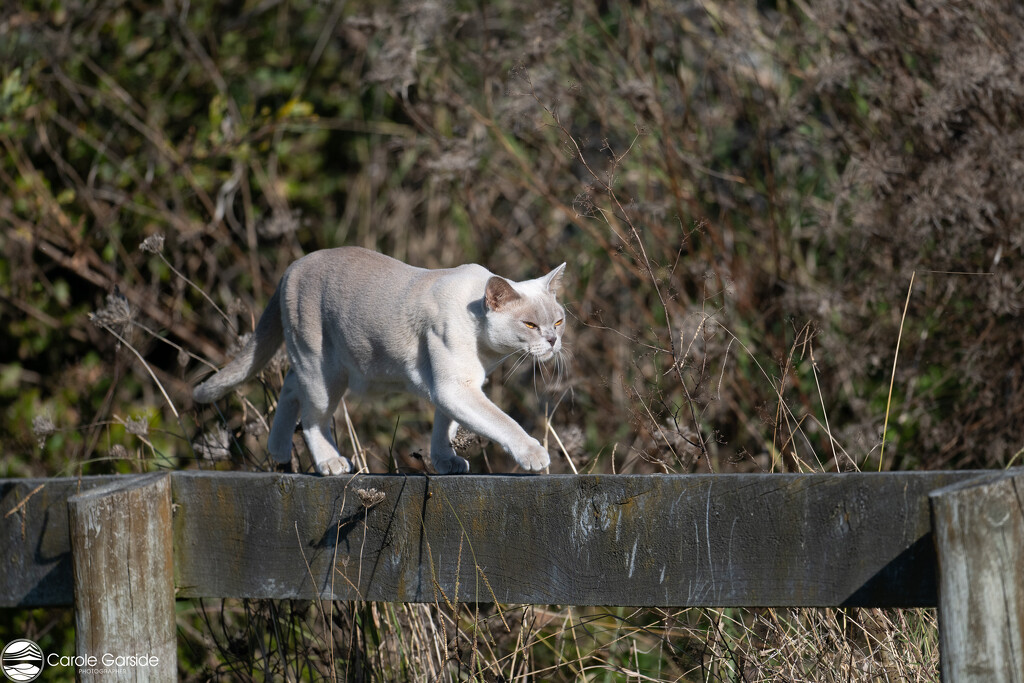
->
xmin=546 ymin=419 xmax=578 ymax=474
xmin=808 ymin=343 xmax=839 ymax=471
xmin=879 ymin=271 xmax=916 ymax=472
xmin=158 ymin=252 xmax=237 ymax=332
xmin=93 ymin=321 xmax=180 ymax=420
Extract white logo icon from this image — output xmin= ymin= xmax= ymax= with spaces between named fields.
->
xmin=0 ymin=640 xmax=43 ymax=682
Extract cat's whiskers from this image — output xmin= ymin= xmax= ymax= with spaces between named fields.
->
xmin=530 ymin=347 xmax=562 ymax=395
xmin=552 ymin=353 xmax=565 ymax=388
xmin=494 ymin=350 xmax=521 ymax=366
xmin=494 ymin=349 xmax=526 ymax=376
xmin=554 ymin=344 xmax=574 ymax=389
xmin=500 ymin=341 xmax=572 ymax=398
xmin=503 ymin=349 xmax=533 ymax=380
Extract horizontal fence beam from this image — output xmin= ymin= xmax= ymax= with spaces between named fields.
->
xmin=1 ymin=475 xmax=121 ymax=607
xmin=0 ymin=470 xmax=991 ymax=609
xmin=171 ymin=470 xmax=984 ymax=607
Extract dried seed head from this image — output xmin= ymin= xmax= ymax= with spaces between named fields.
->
xmin=356 ymin=487 xmax=386 ymax=509
xmin=425 ymin=141 xmax=478 ymax=178
xmin=559 ymin=424 xmax=585 ymax=457
xmin=226 ymin=332 xmax=252 ymax=358
xmin=226 ymin=298 xmax=247 ymax=318
xmin=256 ymin=208 xmax=301 ymax=239
xmin=244 ymin=419 xmax=268 ymax=437
xmin=193 ymin=424 xmax=231 ymax=460
xmin=572 ymin=191 xmax=597 ymax=217
xmin=89 ymin=289 xmax=132 ymax=334
xmin=451 ymin=426 xmax=477 ymax=453
xmin=363 ymin=34 xmax=417 ymax=98
xmin=124 ymin=416 xmax=149 ymax=437
xmin=32 ymin=415 xmax=57 ymax=449
xmin=139 ymin=234 xmax=165 ymax=254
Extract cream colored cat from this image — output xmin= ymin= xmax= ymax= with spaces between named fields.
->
xmin=193 ymin=247 xmax=566 ymax=475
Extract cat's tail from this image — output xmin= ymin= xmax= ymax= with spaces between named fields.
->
xmin=193 ymin=287 xmax=284 ymax=403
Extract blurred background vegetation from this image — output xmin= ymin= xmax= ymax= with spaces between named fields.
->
xmin=2 ymin=0 xmax=1021 ymax=679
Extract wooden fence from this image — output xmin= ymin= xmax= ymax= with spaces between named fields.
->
xmin=2 ymin=469 xmax=1022 ymax=681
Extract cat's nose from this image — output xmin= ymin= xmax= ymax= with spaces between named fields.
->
xmin=544 ymin=332 xmax=557 ymax=347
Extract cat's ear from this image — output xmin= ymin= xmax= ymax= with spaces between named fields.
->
xmin=541 ymin=263 xmax=566 ymax=296
xmin=485 ymin=276 xmax=521 ymax=311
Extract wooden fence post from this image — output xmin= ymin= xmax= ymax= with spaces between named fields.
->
xmin=931 ymin=470 xmax=1024 ymax=683
xmin=68 ymin=473 xmax=176 ymax=682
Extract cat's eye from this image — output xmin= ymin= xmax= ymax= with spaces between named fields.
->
xmin=554 ymin=319 xmax=564 ymax=327
xmin=523 ymin=321 xmax=538 ymax=329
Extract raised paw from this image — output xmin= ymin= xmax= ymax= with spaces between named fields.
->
xmin=432 ymin=454 xmax=470 ymax=475
xmin=514 ymin=441 xmax=551 ymax=472
xmin=315 ymin=455 xmax=352 ymax=476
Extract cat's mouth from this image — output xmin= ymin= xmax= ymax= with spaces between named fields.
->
xmin=534 ymin=348 xmax=556 ymax=362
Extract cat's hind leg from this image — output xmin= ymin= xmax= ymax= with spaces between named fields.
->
xmin=283 ymin=314 xmax=351 ymax=475
xmin=299 ymin=374 xmax=352 ymax=476
xmin=430 ymin=408 xmax=470 ymax=474
xmin=268 ymin=370 xmax=301 ymax=463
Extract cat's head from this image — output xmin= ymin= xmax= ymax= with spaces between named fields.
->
xmin=482 ymin=263 xmax=566 ymax=361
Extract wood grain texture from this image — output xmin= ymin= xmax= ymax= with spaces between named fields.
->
xmin=931 ymin=470 xmax=1024 ymax=683
xmin=0 ymin=475 xmax=119 ymax=607
xmin=69 ymin=473 xmax=176 ymax=682
xmin=172 ymin=470 xmax=983 ymax=607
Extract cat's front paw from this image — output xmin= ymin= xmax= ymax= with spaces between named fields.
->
xmin=514 ymin=441 xmax=551 ymax=472
xmin=316 ymin=456 xmax=352 ymax=476
xmin=433 ymin=454 xmax=470 ymax=475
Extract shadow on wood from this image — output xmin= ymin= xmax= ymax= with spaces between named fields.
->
xmin=0 ymin=476 xmax=119 ymax=607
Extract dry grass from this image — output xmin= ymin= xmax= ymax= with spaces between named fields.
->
xmin=174 ymin=598 xmax=939 ymax=682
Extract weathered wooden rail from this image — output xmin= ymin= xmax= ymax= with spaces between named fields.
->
xmin=1 ymin=469 xmax=1022 ymax=682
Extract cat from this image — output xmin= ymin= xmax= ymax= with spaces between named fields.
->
xmin=193 ymin=247 xmax=567 ymax=475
